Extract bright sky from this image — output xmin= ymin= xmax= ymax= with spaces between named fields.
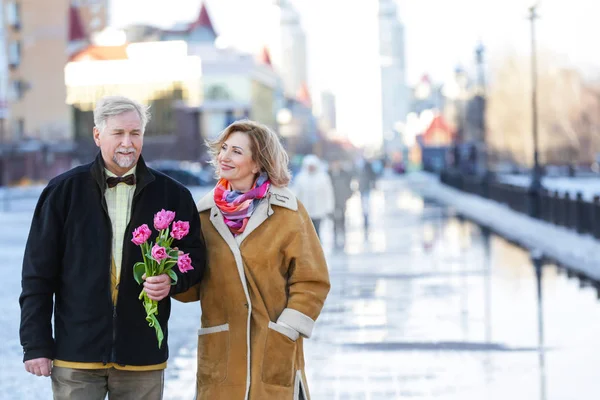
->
xmin=110 ymin=0 xmax=600 ymax=144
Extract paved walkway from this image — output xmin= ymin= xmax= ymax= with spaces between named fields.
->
xmin=300 ymin=178 xmax=600 ymax=400
xmin=166 ymin=179 xmax=515 ymax=399
xmin=6 ymin=177 xmax=600 ymax=399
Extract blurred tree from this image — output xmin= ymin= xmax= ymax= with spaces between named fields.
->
xmin=486 ymin=52 xmax=600 ymax=167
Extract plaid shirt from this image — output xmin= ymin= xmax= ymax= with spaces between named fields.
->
xmin=104 ymin=166 xmax=136 ymax=281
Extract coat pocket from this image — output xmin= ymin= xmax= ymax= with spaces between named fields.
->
xmin=197 ymin=323 xmax=229 ymax=385
xmin=262 ymin=321 xmax=298 ymax=387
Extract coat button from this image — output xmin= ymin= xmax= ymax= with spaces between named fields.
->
xmin=244 ymin=303 xmax=249 ymax=308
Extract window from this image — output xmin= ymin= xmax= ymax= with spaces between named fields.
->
xmin=206 ymin=85 xmax=231 ymax=101
xmin=6 ymin=2 xmax=20 ymax=30
xmin=10 ymin=80 xmax=28 ymax=101
xmin=8 ymin=41 xmax=21 ymax=68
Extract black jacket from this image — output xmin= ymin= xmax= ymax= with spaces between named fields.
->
xmin=19 ymin=154 xmax=206 ymax=365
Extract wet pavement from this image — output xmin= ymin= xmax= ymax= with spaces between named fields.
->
xmin=4 ymin=178 xmax=600 ymax=399
xmin=301 ymin=178 xmax=600 ymax=399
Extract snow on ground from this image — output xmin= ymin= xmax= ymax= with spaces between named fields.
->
xmin=410 ymin=172 xmax=600 ymax=282
xmin=497 ymin=174 xmax=600 ymax=201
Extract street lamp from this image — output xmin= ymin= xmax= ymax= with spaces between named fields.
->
xmin=529 ymin=2 xmax=542 ymax=191
xmin=474 ymin=42 xmax=490 ymax=177
xmin=276 ymin=107 xmax=292 ymax=128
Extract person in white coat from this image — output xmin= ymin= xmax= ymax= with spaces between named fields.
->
xmin=292 ymin=155 xmax=335 ymax=239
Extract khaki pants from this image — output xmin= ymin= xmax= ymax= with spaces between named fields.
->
xmin=51 ymin=366 xmax=164 ymax=400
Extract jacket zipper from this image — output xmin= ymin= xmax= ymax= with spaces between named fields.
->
xmin=110 ymin=305 xmax=117 ymax=363
xmin=99 ymin=196 xmax=114 ymax=365
xmin=111 ymin=193 xmax=141 ymax=365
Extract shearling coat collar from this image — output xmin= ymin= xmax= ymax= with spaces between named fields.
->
xmin=198 ymin=185 xmax=298 ymax=246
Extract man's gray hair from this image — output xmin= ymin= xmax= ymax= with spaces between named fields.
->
xmin=93 ymin=95 xmax=151 ymax=133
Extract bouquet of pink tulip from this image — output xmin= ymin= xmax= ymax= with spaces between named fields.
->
xmin=131 ymin=209 xmax=194 ymax=348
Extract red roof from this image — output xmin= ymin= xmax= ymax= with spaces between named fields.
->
xmin=423 ymin=115 xmax=453 ymax=146
xmin=69 ymin=44 xmax=129 ymax=62
xmin=296 ymin=82 xmax=312 ymax=107
xmin=189 ymin=3 xmax=216 ymax=35
xmin=68 ymin=5 xmax=86 ymax=42
xmin=258 ymin=46 xmax=272 ymax=67
xmin=428 ymin=115 xmax=450 ymax=132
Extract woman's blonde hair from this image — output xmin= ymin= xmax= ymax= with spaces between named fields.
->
xmin=207 ymin=120 xmax=292 ymax=187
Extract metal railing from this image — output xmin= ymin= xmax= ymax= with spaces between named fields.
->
xmin=440 ymin=170 xmax=600 ymax=239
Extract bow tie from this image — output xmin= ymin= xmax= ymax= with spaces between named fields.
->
xmin=106 ymin=174 xmax=136 ymax=188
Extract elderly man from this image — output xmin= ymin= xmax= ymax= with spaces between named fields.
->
xmin=19 ymin=95 xmax=206 ymax=399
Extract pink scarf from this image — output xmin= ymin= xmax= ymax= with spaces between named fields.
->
xmin=213 ymin=174 xmax=270 ymax=235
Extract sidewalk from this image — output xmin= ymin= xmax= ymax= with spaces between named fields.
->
xmin=6 ymin=176 xmax=600 ymax=398
xmin=163 ymin=177 xmax=538 ymax=399
xmin=408 ymin=172 xmax=600 ymax=281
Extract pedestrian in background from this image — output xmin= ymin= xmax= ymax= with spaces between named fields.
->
xmin=329 ymin=159 xmax=354 ymax=248
xmin=292 ymin=154 xmax=335 ymax=239
xmin=358 ymin=158 xmax=377 ymax=230
xmin=174 ymin=120 xmax=330 ymax=399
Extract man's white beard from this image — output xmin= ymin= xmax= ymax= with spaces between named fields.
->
xmin=113 ymin=148 xmax=137 ymax=169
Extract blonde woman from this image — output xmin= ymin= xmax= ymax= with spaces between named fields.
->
xmin=174 ymin=120 xmax=330 ymax=399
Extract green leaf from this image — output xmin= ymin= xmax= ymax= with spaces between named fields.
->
xmin=142 ymin=307 xmax=164 ymax=348
xmin=145 ymin=300 xmax=158 ymax=316
xmin=164 ymin=259 xmax=177 ymax=267
xmin=133 ymin=262 xmax=146 ymax=285
xmin=154 ymin=319 xmax=164 ymax=349
xmin=167 ymin=269 xmax=178 ymax=285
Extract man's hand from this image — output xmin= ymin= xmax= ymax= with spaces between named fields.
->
xmin=24 ymin=357 xmax=52 ymax=377
xmin=143 ymin=273 xmax=172 ymax=301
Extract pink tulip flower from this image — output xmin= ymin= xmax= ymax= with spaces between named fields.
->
xmin=131 ymin=224 xmax=152 ymax=246
xmin=151 ymin=244 xmax=168 ymax=262
xmin=154 ymin=209 xmax=176 ymax=231
xmin=170 ymin=221 xmax=190 ymax=240
xmin=177 ymin=253 xmax=194 ymax=273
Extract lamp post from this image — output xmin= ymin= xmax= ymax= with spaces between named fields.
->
xmin=474 ymin=42 xmax=494 ymax=195
xmin=475 ymin=42 xmax=486 ymax=168
xmin=529 ymin=3 xmax=542 ymax=191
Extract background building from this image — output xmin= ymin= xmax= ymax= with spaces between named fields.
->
xmin=3 ymin=0 xmax=108 ymax=142
xmin=0 ymin=2 xmax=9 ymax=140
xmin=378 ymin=0 xmax=409 ymax=155
xmin=65 ymin=38 xmax=279 ymax=163
xmin=0 ymin=0 xmax=109 ymax=184
xmin=411 ymin=74 xmax=444 ymax=116
xmin=268 ymin=0 xmax=307 ymax=99
xmin=318 ymin=90 xmax=336 ymax=133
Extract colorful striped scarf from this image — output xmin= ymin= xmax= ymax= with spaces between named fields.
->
xmin=214 ymin=173 xmax=271 ymax=236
